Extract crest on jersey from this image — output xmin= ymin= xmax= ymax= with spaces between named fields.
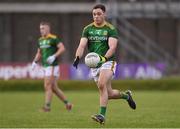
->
xmin=103 ymin=30 xmax=108 ymax=36
xmin=95 ymin=30 xmax=102 ymax=35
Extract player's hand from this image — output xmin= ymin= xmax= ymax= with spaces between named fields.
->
xmin=97 ymin=55 xmax=107 ymax=67
xmin=47 ymin=55 xmax=56 ymax=65
xmin=73 ymin=56 xmax=79 ymax=69
xmin=31 ymin=61 xmax=38 ymax=70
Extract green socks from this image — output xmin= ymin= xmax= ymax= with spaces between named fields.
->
xmin=120 ymin=92 xmax=129 ymax=100
xmin=63 ymin=100 xmax=69 ymax=104
xmin=100 ymin=106 xmax=106 ymax=116
xmin=98 ymin=92 xmax=129 ymax=117
xmin=45 ymin=103 xmax=51 ymax=108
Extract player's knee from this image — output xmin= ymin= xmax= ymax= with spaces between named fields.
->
xmin=52 ymin=85 xmax=57 ymax=92
xmin=44 ymin=86 xmax=51 ymax=92
xmin=44 ymin=82 xmax=53 ymax=91
xmin=97 ymin=81 xmax=106 ymax=90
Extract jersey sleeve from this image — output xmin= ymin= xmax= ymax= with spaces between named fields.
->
xmin=109 ymin=27 xmax=118 ymax=39
xmin=37 ymin=39 xmax=40 ymax=48
xmin=81 ymin=27 xmax=88 ymax=38
xmin=53 ymin=36 xmax=62 ymax=47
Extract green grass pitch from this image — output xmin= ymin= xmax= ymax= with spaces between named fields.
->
xmin=0 ymin=91 xmax=180 ymax=128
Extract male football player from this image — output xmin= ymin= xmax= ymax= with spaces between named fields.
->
xmin=32 ymin=21 xmax=72 ymax=112
xmin=73 ymin=4 xmax=136 ymax=124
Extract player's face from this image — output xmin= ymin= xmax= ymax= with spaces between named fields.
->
xmin=92 ymin=8 xmax=105 ymax=26
xmin=40 ymin=24 xmax=50 ymax=37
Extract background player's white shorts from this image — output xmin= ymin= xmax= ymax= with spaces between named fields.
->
xmin=90 ymin=61 xmax=117 ymax=82
xmin=43 ymin=65 xmax=60 ymax=77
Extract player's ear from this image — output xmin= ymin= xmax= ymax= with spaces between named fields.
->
xmin=103 ymin=12 xmax=107 ymax=17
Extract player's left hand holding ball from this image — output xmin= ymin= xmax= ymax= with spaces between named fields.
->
xmin=47 ymin=55 xmax=56 ymax=65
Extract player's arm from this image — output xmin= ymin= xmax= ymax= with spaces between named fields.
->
xmin=54 ymin=42 xmax=65 ymax=57
xmin=46 ymin=42 xmax=65 ymax=65
xmin=105 ymin=37 xmax=118 ymax=59
xmin=75 ymin=37 xmax=88 ymax=58
xmin=33 ymin=48 xmax=41 ymax=62
xmin=73 ymin=37 xmax=88 ymax=69
xmin=32 ymin=48 xmax=41 ymax=70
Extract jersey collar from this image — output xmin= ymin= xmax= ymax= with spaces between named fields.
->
xmin=93 ymin=21 xmax=107 ymax=28
xmin=41 ymin=33 xmax=52 ymax=39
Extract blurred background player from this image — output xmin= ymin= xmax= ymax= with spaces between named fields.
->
xmin=32 ymin=21 xmax=72 ymax=112
xmin=73 ymin=4 xmax=136 ymax=124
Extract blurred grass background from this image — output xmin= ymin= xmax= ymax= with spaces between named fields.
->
xmin=0 ymin=91 xmax=180 ymax=128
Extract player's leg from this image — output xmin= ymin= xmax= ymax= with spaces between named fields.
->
xmin=98 ymin=69 xmax=112 ymax=114
xmin=106 ymin=81 xmax=137 ymax=109
xmin=103 ymin=61 xmax=136 ymax=109
xmin=91 ymin=69 xmax=112 ymax=124
xmin=41 ymin=66 xmax=55 ymax=112
xmin=51 ymin=66 xmax=72 ymax=111
xmin=41 ymin=76 xmax=54 ymax=112
xmin=107 ymin=80 xmax=136 ymax=109
xmin=52 ymin=81 xmax=72 ymax=111
xmin=107 ymin=81 xmax=129 ymax=99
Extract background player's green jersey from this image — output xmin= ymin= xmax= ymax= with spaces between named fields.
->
xmin=38 ymin=34 xmax=62 ymax=67
xmin=82 ymin=22 xmax=118 ymax=61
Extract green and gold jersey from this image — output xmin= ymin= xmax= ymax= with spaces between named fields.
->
xmin=38 ymin=34 xmax=62 ymax=67
xmin=82 ymin=21 xmax=118 ymax=61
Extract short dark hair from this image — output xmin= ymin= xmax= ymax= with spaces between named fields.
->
xmin=93 ymin=4 xmax=106 ymax=12
xmin=40 ymin=21 xmax=51 ymax=27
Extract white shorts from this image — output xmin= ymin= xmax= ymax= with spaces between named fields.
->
xmin=90 ymin=61 xmax=117 ymax=82
xmin=43 ymin=65 xmax=60 ymax=77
